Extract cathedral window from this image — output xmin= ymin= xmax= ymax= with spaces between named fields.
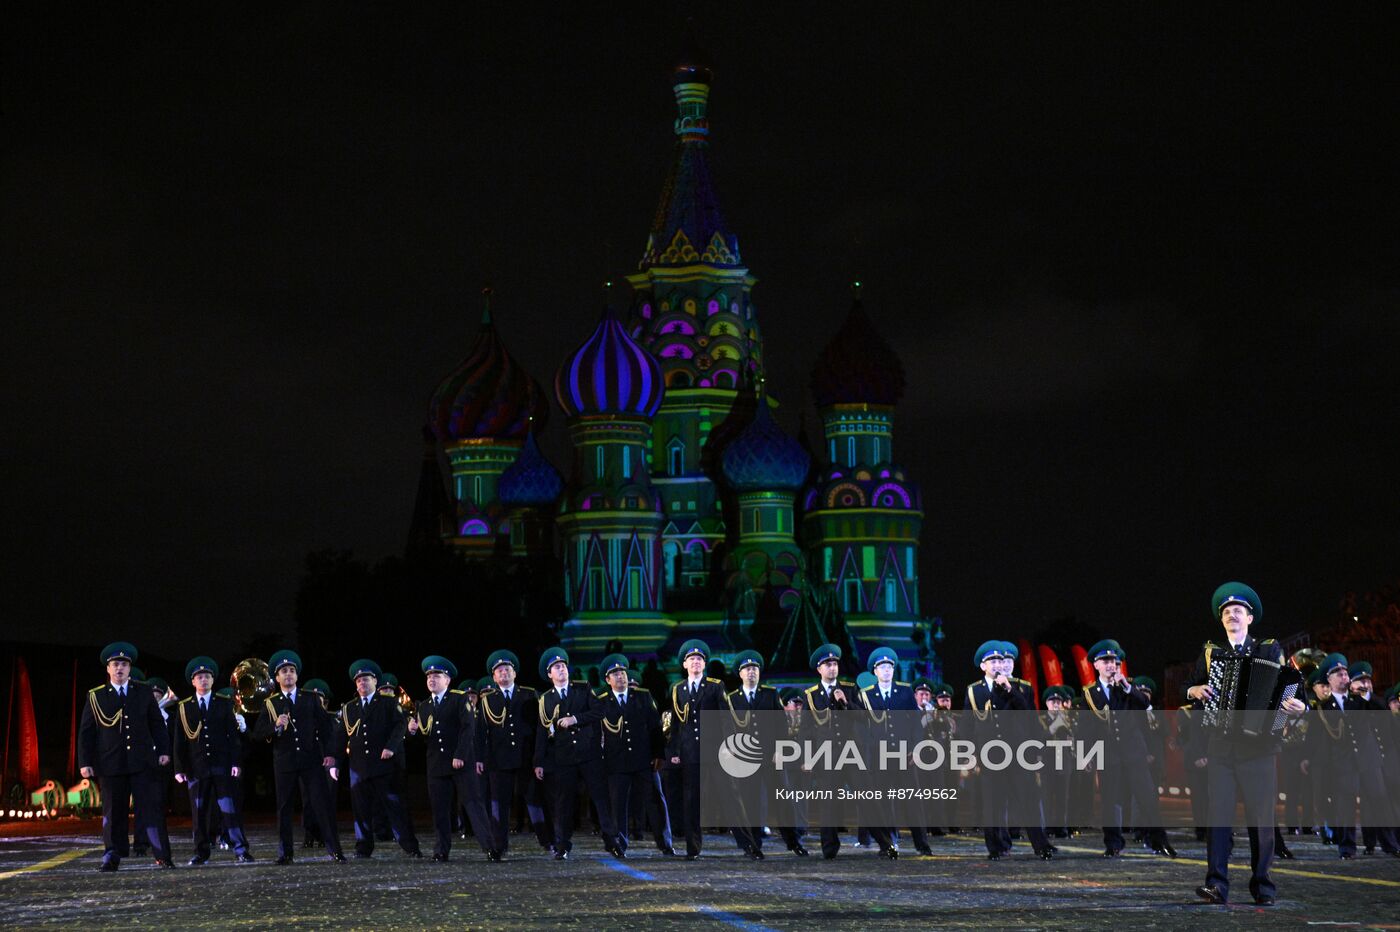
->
xmin=595 ymin=446 xmax=606 ymax=479
xmin=668 ymin=437 xmax=685 ymax=475
xmin=622 ymin=446 xmax=632 ymax=479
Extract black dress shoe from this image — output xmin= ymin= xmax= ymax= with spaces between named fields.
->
xmin=431 ymin=853 xmax=449 ymax=862
xmin=1154 ymin=843 xmax=1179 ymax=859
xmin=987 ymin=851 xmax=1005 ymax=861
xmin=235 ymin=853 xmax=255 ymax=863
xmin=1364 ymin=846 xmax=1375 ymax=856
xmin=154 ymin=859 xmax=176 ymax=869
xmin=353 ymin=852 xmax=372 ymax=859
xmin=1340 ymin=851 xmax=1355 ymax=860
xmin=330 ymin=852 xmax=347 ymax=862
xmin=302 ymin=838 xmax=317 ymax=848
xmin=1103 ymin=847 xmax=1121 ymax=858
xmin=685 ymin=853 xmax=701 ymax=861
xmin=915 ymin=846 xmax=933 ymax=856
xmin=1254 ymin=895 xmax=1275 ymax=906
xmin=406 ymin=850 xmax=423 ymax=858
xmin=659 ymin=845 xmax=677 ymax=857
xmin=275 ymin=855 xmax=293 ymax=865
xmin=1196 ymin=885 xmax=1227 ymax=904
xmin=881 ymin=847 xmax=898 ymax=860
xmin=187 ymin=855 xmax=208 ymax=866
xmin=98 ymin=859 xmax=119 ymax=872
xmin=790 ymin=844 xmax=809 ymax=857
xmin=1276 ymin=844 xmax=1295 ymax=860
xmin=1037 ymin=849 xmax=1054 ymax=860
xmin=486 ymin=849 xmax=502 ymax=862
xmin=746 ymin=846 xmax=765 ymax=860
xmin=554 ymin=849 xmax=570 ymax=860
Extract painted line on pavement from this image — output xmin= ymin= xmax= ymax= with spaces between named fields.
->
xmin=0 ymin=846 xmax=102 ymax=881
xmin=596 ymin=857 xmax=781 ymax=930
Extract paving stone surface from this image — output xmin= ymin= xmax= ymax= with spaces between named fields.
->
xmin=1 ymin=821 xmax=1397 ymax=929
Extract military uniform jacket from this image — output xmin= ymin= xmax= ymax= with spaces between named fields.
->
xmin=963 ymin=677 xmax=1037 ymax=745
xmin=598 ymin=688 xmax=664 ymax=774
xmin=78 ymin=682 xmax=171 ymax=777
xmin=860 ymin=682 xmax=919 ymax=743
xmin=723 ymin=684 xmax=784 ymax=752
xmin=474 ymin=685 xmax=538 ymax=771
xmin=172 ymin=693 xmax=242 ymax=777
xmin=1185 ymin=635 xmax=1286 ymax=758
xmin=667 ymin=677 xmax=724 ymax=765
xmin=534 ymin=683 xmax=606 ymax=770
xmin=253 ymin=690 xmax=337 ymax=773
xmin=803 ymin=680 xmax=861 ymax=748
xmin=1079 ymin=679 xmax=1154 ymax=761
xmin=414 ymin=689 xmax=474 ymax=778
xmin=338 ymin=693 xmax=407 ymax=778
xmin=1304 ymin=692 xmax=1379 ymax=778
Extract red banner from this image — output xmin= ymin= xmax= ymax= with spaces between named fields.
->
xmin=1017 ymin=639 xmax=1039 ymax=707
xmin=1037 ymin=644 xmax=1065 ymax=686
xmin=1070 ymin=644 xmax=1094 ymax=687
xmin=15 ymin=657 xmax=39 ymax=788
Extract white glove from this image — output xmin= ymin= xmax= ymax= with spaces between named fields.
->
xmin=234 ymin=713 xmax=247 ymax=733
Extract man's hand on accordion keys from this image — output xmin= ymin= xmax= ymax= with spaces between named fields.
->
xmin=1187 ymin=684 xmax=1217 ymax=703
xmin=1280 ymin=695 xmax=1306 ymax=714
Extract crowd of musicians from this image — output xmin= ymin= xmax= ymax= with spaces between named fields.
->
xmin=78 ymin=582 xmax=1398 ymax=905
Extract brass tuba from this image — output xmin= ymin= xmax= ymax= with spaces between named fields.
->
xmin=1290 ymin=648 xmax=1326 ymax=680
xmin=231 ymin=658 xmax=273 ymax=716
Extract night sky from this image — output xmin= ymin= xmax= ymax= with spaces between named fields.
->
xmin=5 ymin=6 xmax=1396 ymax=681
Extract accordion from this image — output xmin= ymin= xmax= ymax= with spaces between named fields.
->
xmin=1200 ymin=647 xmax=1303 ymax=737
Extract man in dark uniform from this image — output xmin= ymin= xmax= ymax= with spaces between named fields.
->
xmin=667 ymin=638 xmax=725 ymax=859
xmin=1347 ymin=660 xmax=1400 ymax=855
xmin=135 ymin=675 xmax=177 ymax=864
xmin=1080 ymin=640 xmax=1175 ymax=858
xmin=533 ymin=647 xmax=622 ymax=859
xmin=474 ymin=649 xmax=548 ymax=857
xmin=964 ymin=639 xmax=1054 ymax=860
xmin=596 ymin=654 xmax=671 ymax=855
xmin=406 ymin=655 xmax=494 ymax=861
xmin=1186 ymin=583 xmax=1306 ymax=906
xmin=861 ymin=646 xmax=932 ymax=856
xmin=78 ymin=642 xmax=175 ymax=871
xmin=725 ymin=649 xmax=807 ymax=858
xmin=172 ymin=656 xmax=253 ymax=864
xmin=1040 ymin=685 xmax=1076 ymax=838
xmin=803 ymin=643 xmax=896 ymax=859
xmin=337 ymin=659 xmax=421 ymax=859
xmin=252 ymin=649 xmax=346 ymax=864
xmin=299 ymin=678 xmax=335 ymax=849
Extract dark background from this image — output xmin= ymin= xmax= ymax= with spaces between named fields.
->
xmin=4 ymin=5 xmax=1396 ymax=689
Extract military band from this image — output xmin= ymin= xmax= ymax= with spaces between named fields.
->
xmin=78 ymin=576 xmax=1399 ymax=913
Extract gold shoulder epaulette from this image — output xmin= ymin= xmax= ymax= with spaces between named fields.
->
xmin=895 ymin=681 xmax=911 ymax=687
xmin=861 ymin=683 xmax=875 ymax=691
xmin=518 ymin=685 xmax=537 ymax=694
xmin=804 ymin=684 xmax=819 ymax=694
xmin=705 ymin=676 xmax=722 ymax=684
xmin=759 ymin=684 xmax=776 ymax=691
xmin=449 ymin=688 xmax=465 ymax=696
xmin=89 ymin=685 xmax=105 ymax=693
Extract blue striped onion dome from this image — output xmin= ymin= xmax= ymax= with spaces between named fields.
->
xmin=497 ymin=431 xmax=564 ymax=507
xmin=555 ymin=305 xmax=664 ymax=418
xmin=721 ymin=402 xmax=811 ymax=491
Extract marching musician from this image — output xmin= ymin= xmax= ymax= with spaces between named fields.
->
xmin=172 ymin=656 xmax=253 ymax=864
xmin=406 ymin=655 xmax=495 ymax=861
xmin=533 ymin=647 xmax=623 ymax=859
xmin=474 ymin=649 xmax=549 ymax=857
xmin=1185 ymin=582 xmax=1305 ymax=906
xmin=337 ymin=659 xmax=422 ymax=859
xmin=596 ymin=654 xmax=671 ymax=855
xmin=667 ymin=639 xmax=725 ymax=860
xmin=725 ymin=649 xmax=807 ymax=858
xmin=252 ymin=650 xmax=346 ymax=864
xmin=861 ymin=646 xmax=932 ymax=856
xmin=77 ymin=642 xmax=175 ymax=871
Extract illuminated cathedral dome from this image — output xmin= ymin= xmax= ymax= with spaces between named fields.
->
xmin=721 ymin=402 xmax=811 ymax=491
xmin=497 ymin=430 xmax=564 ymax=507
xmin=809 ymin=285 xmax=906 ymax=408
xmin=555 ymin=301 xmax=664 ymax=419
xmin=428 ymin=289 xmax=549 ymax=441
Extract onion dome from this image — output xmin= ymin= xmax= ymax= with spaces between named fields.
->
xmin=809 ymin=283 xmax=906 ymax=408
xmin=721 ymin=401 xmax=811 ymax=491
xmin=555 ymin=299 xmax=664 ymax=419
xmin=497 ymin=430 xmax=563 ymax=508
xmin=428 ymin=289 xmax=549 ymax=442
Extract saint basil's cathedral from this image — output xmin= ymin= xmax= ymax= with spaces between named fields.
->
xmin=419 ymin=53 xmax=943 ymax=683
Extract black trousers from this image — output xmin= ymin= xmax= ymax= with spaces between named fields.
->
xmin=980 ymin=767 xmax=1051 ymax=855
xmin=186 ymin=771 xmax=249 ymax=858
xmin=679 ymin=761 xmax=705 ymax=856
xmin=348 ymin=768 xmax=419 ymax=856
xmin=132 ymin=767 xmax=173 ymax=859
xmin=1205 ymin=752 xmax=1276 ymax=901
xmin=545 ymin=758 xmax=616 ymax=851
xmin=729 ymin=773 xmax=801 ymax=853
xmin=1100 ymin=757 xmax=1166 ymax=851
xmin=427 ymin=769 xmax=493 ymax=857
xmin=97 ymin=771 xmax=168 ymax=861
xmin=485 ymin=767 xmax=547 ymax=853
xmin=274 ymin=766 xmax=342 ymax=858
xmin=608 ymin=769 xmax=670 ymax=850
